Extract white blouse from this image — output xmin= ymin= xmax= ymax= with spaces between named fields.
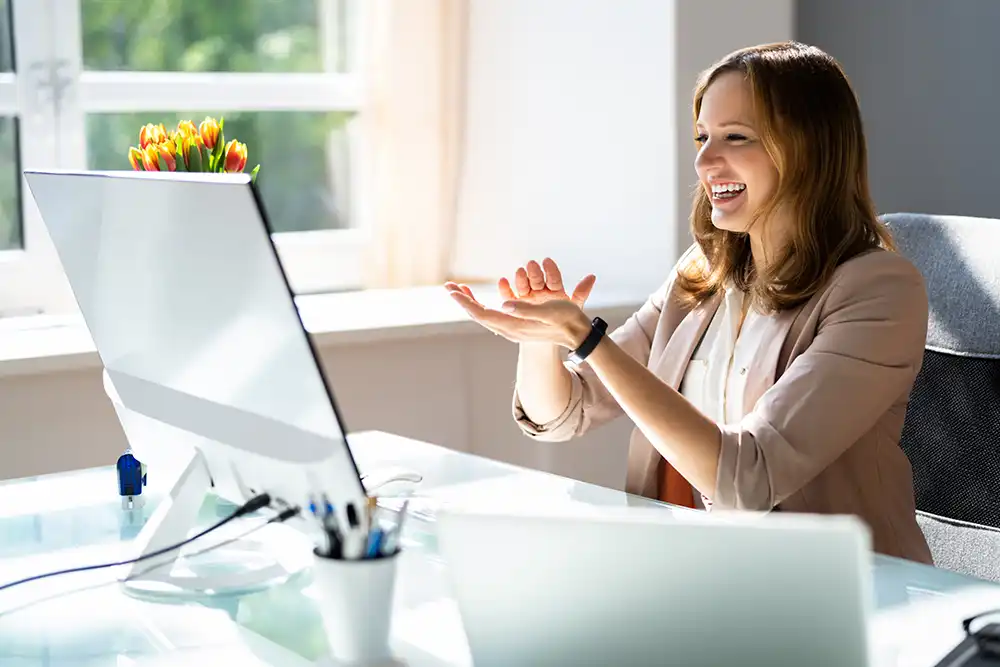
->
xmin=678 ymin=284 xmax=771 ymax=508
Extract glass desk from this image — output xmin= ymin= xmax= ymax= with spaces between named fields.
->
xmin=1 ymin=431 xmax=999 ymax=666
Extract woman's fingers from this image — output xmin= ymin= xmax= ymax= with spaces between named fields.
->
xmin=542 ymin=257 xmax=564 ymax=293
xmin=448 ymin=290 xmax=555 ymax=342
xmin=570 ymin=274 xmax=597 ymax=305
xmin=498 ymin=277 xmax=517 ymax=301
xmin=445 ymin=282 xmax=481 ymax=305
xmin=514 ymin=267 xmax=531 ymax=298
xmin=525 ymin=260 xmax=546 ymax=291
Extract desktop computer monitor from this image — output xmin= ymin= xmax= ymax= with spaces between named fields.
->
xmin=23 ymin=169 xmax=413 ymax=596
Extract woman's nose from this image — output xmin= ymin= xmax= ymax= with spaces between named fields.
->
xmin=695 ymin=142 xmax=723 ymax=173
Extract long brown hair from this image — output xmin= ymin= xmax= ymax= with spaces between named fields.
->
xmin=676 ymin=41 xmax=894 ymax=312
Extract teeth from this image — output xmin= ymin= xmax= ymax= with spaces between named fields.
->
xmin=711 ymin=183 xmax=746 ymax=195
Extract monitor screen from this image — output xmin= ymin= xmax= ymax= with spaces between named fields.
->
xmin=24 ymin=170 xmax=361 ymax=493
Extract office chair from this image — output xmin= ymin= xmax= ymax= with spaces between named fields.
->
xmin=883 ymin=213 xmax=1000 ymax=582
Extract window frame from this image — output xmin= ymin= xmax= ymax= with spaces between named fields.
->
xmin=0 ymin=0 xmax=367 ymax=317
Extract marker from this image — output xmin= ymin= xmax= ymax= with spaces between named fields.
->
xmin=339 ymin=501 xmax=368 ymax=560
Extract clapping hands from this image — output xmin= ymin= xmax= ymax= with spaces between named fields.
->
xmin=445 ymin=258 xmax=596 ymax=349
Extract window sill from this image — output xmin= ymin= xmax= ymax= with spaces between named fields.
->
xmin=0 ymin=284 xmax=648 ymax=378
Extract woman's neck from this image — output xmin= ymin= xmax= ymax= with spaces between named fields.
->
xmin=749 ymin=216 xmax=792 ymax=276
xmin=749 ymin=234 xmax=772 ymax=276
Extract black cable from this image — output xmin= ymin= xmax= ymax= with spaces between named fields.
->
xmin=0 ymin=493 xmax=274 ymax=594
xmin=125 ymin=505 xmax=302 ymax=582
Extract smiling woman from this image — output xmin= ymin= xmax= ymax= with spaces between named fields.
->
xmin=447 ymin=42 xmax=934 ymax=566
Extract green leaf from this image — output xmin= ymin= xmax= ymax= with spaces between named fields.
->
xmin=200 ymin=144 xmax=212 ymax=172
xmin=250 ymin=164 xmax=260 ymax=184
xmin=211 ymin=126 xmax=225 ymax=171
xmin=187 ymin=142 xmax=202 ymax=172
xmin=171 ymin=137 xmax=186 ymax=173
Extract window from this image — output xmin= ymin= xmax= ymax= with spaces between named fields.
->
xmin=0 ymin=0 xmax=18 ymax=254
xmin=0 ymin=0 xmax=364 ymax=316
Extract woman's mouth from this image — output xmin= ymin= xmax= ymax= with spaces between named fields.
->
xmin=710 ymin=182 xmax=746 ymax=208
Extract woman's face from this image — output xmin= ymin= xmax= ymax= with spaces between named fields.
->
xmin=694 ymin=71 xmax=779 ymax=234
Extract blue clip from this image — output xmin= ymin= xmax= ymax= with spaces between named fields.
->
xmin=117 ymin=448 xmax=147 ymax=509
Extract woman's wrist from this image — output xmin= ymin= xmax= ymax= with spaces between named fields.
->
xmin=565 ymin=312 xmax=595 ymax=350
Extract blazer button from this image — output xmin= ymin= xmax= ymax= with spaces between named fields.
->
xmin=739 ymin=367 xmax=747 ymax=375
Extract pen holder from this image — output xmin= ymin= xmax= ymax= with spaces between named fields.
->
xmin=311 ymin=548 xmax=400 ymax=666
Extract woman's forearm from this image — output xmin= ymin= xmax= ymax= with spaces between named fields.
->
xmin=585 ymin=337 xmax=721 ymax=495
xmin=515 ymin=343 xmax=574 ymax=425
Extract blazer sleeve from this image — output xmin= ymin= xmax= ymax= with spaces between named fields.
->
xmin=713 ymin=253 xmax=929 ymax=510
xmin=511 ymin=246 xmax=701 ymax=442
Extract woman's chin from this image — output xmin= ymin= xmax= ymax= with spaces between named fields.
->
xmin=710 ymin=212 xmax=751 ymax=233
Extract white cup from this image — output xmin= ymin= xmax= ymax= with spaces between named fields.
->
xmin=310 ymin=549 xmax=400 ymax=666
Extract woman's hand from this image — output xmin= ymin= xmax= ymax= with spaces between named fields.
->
xmin=445 ymin=258 xmax=597 ymax=349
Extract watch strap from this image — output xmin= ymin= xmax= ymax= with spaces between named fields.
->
xmin=568 ymin=317 xmax=608 ymax=365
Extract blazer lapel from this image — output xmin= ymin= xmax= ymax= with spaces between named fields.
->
xmin=628 ymin=293 xmax=721 ymax=498
xmin=657 ymin=292 xmax=722 ymax=389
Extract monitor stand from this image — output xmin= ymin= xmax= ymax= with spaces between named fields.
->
xmin=119 ymin=449 xmax=424 ymax=600
xmin=120 ymin=449 xmax=311 ymax=600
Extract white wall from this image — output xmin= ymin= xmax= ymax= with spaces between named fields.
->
xmin=452 ymin=0 xmax=677 ymax=293
xmin=453 ymin=0 xmax=795 ymax=291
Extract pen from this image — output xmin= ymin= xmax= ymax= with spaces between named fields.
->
xmin=313 ymin=494 xmax=345 ymax=559
xmin=366 ymin=528 xmax=384 ymax=559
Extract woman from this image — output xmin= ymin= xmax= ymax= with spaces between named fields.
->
xmin=445 ymin=41 xmax=932 ymax=564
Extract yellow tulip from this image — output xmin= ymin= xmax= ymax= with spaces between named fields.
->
xmin=223 ymin=139 xmax=248 ymax=173
xmin=139 ymin=123 xmax=167 ymax=149
xmin=128 ymin=146 xmax=144 ymax=171
xmin=141 ymin=145 xmax=160 ymax=171
xmin=199 ymin=117 xmax=220 ymax=150
xmin=177 ymin=120 xmax=198 ymax=139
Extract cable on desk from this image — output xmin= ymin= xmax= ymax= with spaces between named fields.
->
xmin=125 ymin=505 xmax=301 ymax=582
xmin=0 ymin=505 xmax=302 ymax=619
xmin=0 ymin=493 xmax=276 ymax=594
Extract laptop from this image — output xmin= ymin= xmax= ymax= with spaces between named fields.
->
xmin=436 ymin=504 xmax=873 ymax=667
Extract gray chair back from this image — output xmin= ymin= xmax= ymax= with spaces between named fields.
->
xmin=883 ymin=212 xmax=1000 ymax=581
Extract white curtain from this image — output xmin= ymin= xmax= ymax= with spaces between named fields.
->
xmin=360 ymin=0 xmax=469 ymax=288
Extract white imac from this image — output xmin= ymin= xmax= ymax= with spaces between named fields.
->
xmin=22 ymin=169 xmax=421 ymax=597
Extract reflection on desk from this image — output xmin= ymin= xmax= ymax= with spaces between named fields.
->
xmin=0 ymin=430 xmax=998 ymax=667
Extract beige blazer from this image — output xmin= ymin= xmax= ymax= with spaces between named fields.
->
xmin=514 ymin=245 xmax=933 ymax=564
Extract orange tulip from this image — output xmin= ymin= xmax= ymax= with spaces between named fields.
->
xmin=223 ymin=139 xmax=248 ymax=173
xmin=142 ymin=145 xmax=160 ymax=171
xmin=139 ymin=123 xmax=167 ymax=149
xmin=158 ymin=144 xmax=177 ymax=171
xmin=199 ymin=117 xmax=220 ymax=150
xmin=177 ymin=120 xmax=198 ymax=139
xmin=128 ymin=146 xmax=144 ymax=171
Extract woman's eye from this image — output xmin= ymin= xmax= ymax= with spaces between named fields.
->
xmin=726 ymin=134 xmax=748 ymax=142
xmin=694 ymin=134 xmax=707 ymax=144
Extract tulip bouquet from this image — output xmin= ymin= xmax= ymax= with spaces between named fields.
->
xmin=127 ymin=116 xmax=260 ymax=182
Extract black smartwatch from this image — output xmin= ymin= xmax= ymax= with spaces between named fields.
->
xmin=567 ymin=317 xmax=608 ymax=366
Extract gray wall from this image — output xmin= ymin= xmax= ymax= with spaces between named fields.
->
xmin=797 ymin=0 xmax=1000 ymax=219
